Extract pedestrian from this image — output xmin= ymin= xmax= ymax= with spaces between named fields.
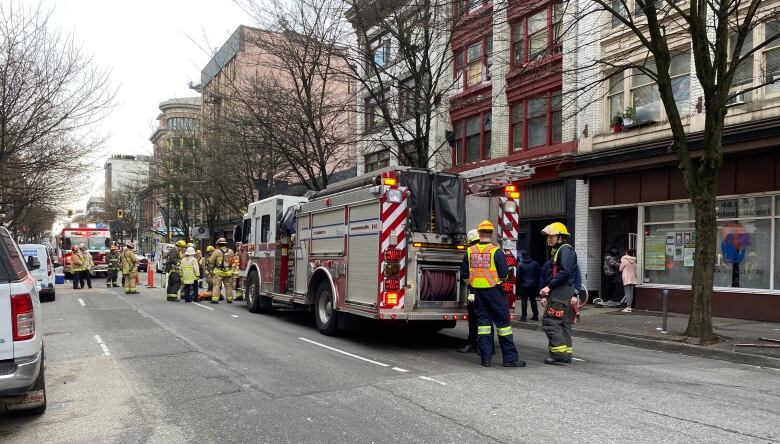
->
xmin=80 ymin=244 xmax=93 ymax=289
xmin=458 ymin=229 xmax=481 ymax=353
xmin=106 ymin=244 xmax=120 ymax=288
xmin=209 ymin=238 xmax=234 ymax=304
xmin=165 ymin=240 xmax=186 ymax=301
xmin=461 ymin=220 xmax=524 ymax=368
xmin=180 ymin=247 xmax=200 ymax=303
xmin=602 ymin=247 xmax=620 ymax=306
xmin=515 ymin=250 xmax=540 ymax=322
xmin=70 ymin=246 xmax=84 ymax=289
xmin=121 ymin=241 xmax=140 ymax=294
xmin=539 ymin=222 xmax=578 ymax=365
xmin=620 ymin=248 xmax=637 ymax=312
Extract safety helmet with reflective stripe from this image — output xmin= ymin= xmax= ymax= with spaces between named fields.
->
xmin=206 ymin=245 xmax=215 ymax=252
xmin=466 ymin=229 xmax=479 ymax=244
xmin=216 ymin=238 xmax=227 ymax=245
xmin=176 ymin=240 xmax=187 ymax=248
xmin=477 ymin=220 xmax=494 ymax=232
xmin=542 ymin=222 xmax=570 ymax=236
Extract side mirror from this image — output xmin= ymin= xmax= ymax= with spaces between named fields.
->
xmin=27 ymin=256 xmax=41 ymax=271
xmin=105 ymin=238 xmax=111 ymax=248
xmin=233 ymin=225 xmax=243 ymax=244
xmin=63 ymin=238 xmax=71 ymax=250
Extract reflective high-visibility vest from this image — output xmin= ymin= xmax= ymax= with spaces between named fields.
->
xmin=181 ymin=260 xmax=197 ymax=284
xmin=468 ymin=243 xmax=501 ymax=288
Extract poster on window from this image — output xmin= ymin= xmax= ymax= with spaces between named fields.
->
xmin=666 ymin=232 xmax=675 ymax=245
xmin=645 ymin=236 xmax=667 ymax=271
xmin=684 ymin=247 xmax=695 ymax=267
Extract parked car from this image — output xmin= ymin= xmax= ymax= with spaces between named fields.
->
xmin=137 ymin=254 xmax=148 ymax=273
xmin=0 ymin=227 xmax=47 ymax=414
xmin=19 ymin=244 xmax=56 ymax=302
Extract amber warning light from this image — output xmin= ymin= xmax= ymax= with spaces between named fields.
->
xmin=504 ymin=185 xmax=520 ymax=200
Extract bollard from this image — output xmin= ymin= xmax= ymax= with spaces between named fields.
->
xmin=147 ymin=266 xmax=155 ymax=288
xmin=661 ymin=289 xmax=669 ymax=334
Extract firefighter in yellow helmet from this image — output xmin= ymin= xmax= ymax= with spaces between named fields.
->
xmin=204 ymin=245 xmax=215 ymax=294
xmin=166 ymin=240 xmax=186 ymax=301
xmin=458 ymin=229 xmax=495 ymax=354
xmin=539 ymin=222 xmax=578 ymax=365
xmin=209 ymin=238 xmax=234 ymax=304
xmin=460 ymin=220 xmax=523 ymax=368
xmin=121 ymin=241 xmax=140 ymax=294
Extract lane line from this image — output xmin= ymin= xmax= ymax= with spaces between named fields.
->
xmin=392 ymin=367 xmax=409 ymax=373
xmin=192 ymin=302 xmax=215 ymax=311
xmin=78 ymin=298 xmax=85 ymax=307
xmin=231 ymin=315 xmax=239 ymax=318
xmin=94 ymin=335 xmax=111 ymax=356
xmin=572 ymin=357 xmax=586 ymax=362
xmin=419 ymin=376 xmax=446 ymax=385
xmin=299 ymin=337 xmax=390 ymax=367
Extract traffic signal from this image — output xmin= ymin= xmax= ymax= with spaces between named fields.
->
xmin=117 ymin=209 xmax=124 ymax=219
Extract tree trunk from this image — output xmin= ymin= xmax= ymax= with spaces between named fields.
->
xmin=686 ymin=185 xmax=717 ymax=342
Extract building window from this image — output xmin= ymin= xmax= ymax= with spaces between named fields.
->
xmin=670 ymin=52 xmax=691 ymax=113
xmin=765 ymin=21 xmax=780 ymax=95
xmin=635 ymin=0 xmax=662 ymax=16
xmin=631 ymin=65 xmax=661 ymax=122
xmin=510 ymin=4 xmax=563 ymax=67
xmin=367 ymin=37 xmax=390 ymax=72
xmin=364 ymin=95 xmax=385 ymax=132
xmin=510 ymin=89 xmax=562 ymax=152
xmin=364 ymin=149 xmax=391 ymax=173
xmin=643 ymin=197 xmax=775 ymax=290
xmin=729 ymin=30 xmax=755 ymax=103
xmin=455 ymin=0 xmax=488 ymax=15
xmin=399 ymin=140 xmax=420 ymax=166
xmin=454 ymin=35 xmax=492 ymax=89
xmin=398 ymin=77 xmax=417 ymax=120
xmin=452 ymin=111 xmax=491 ymax=164
xmin=611 ymin=0 xmax=627 ymax=28
xmin=607 ymin=71 xmax=625 ymax=123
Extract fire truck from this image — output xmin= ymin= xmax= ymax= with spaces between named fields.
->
xmin=234 ymin=167 xmax=520 ymax=335
xmin=58 ymin=224 xmax=112 ymax=278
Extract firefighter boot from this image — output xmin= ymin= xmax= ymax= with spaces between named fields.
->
xmin=211 ymin=274 xmax=222 ymax=304
xmin=224 ymin=277 xmax=234 ymax=304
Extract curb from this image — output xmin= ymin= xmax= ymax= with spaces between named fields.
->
xmin=511 ymin=320 xmax=780 ymax=370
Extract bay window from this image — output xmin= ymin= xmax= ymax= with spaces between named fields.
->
xmin=452 ymin=111 xmax=491 ymax=164
xmin=510 ymin=3 xmax=562 ymax=67
xmin=510 ymin=89 xmax=562 ymax=152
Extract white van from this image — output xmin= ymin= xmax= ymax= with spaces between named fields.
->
xmin=19 ymin=244 xmax=55 ymax=302
xmin=154 ymin=243 xmax=175 ymax=273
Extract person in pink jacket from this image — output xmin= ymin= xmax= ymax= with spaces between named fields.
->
xmin=619 ymin=249 xmax=637 ymax=312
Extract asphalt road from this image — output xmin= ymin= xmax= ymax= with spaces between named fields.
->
xmin=1 ymin=279 xmax=779 ymax=443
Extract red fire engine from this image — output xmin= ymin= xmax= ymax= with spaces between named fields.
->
xmin=235 ymin=167 xmax=476 ymax=335
xmin=59 ymin=224 xmax=112 ymax=278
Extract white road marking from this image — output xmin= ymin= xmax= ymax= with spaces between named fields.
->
xmin=419 ymin=376 xmax=446 ymax=386
xmin=231 ymin=315 xmax=239 ymax=318
xmin=78 ymin=298 xmax=85 ymax=307
xmin=192 ymin=302 xmax=215 ymax=311
xmin=299 ymin=337 xmax=390 ymax=367
xmin=392 ymin=367 xmax=409 ymax=373
xmin=94 ymin=335 xmax=111 ymax=356
xmin=572 ymin=357 xmax=586 ymax=362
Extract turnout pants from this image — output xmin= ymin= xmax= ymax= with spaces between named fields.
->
xmin=182 ymin=283 xmax=197 ymax=302
xmin=542 ymin=286 xmax=574 ymax=360
xmin=80 ymin=270 xmax=92 ymax=288
xmin=123 ymin=269 xmax=138 ymax=294
xmin=211 ymin=273 xmax=233 ymax=302
xmin=474 ymin=287 xmax=518 ymax=364
xmin=107 ymin=269 xmax=119 ymax=287
xmin=167 ymin=271 xmax=182 ymax=301
xmin=72 ymin=270 xmax=83 ymax=289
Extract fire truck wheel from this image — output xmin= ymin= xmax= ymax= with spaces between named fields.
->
xmin=246 ymin=272 xmax=262 ymax=313
xmin=315 ymin=281 xmax=339 ymax=336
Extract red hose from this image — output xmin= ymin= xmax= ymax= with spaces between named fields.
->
xmin=420 ymin=270 xmax=456 ymax=301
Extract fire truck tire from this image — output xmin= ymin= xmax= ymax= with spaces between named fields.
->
xmin=246 ymin=272 xmax=264 ymax=313
xmin=314 ymin=281 xmax=339 ymax=336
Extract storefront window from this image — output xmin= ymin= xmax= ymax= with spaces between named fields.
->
xmin=643 ymin=197 xmax=775 ymax=290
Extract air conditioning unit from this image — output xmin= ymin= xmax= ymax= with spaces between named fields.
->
xmin=726 ymin=91 xmax=746 ymax=106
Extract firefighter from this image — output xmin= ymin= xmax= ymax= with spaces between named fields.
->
xmin=209 ymin=238 xmax=234 ymax=304
xmin=204 ymin=246 xmax=215 ymax=293
xmin=461 ymin=221 xmax=524 ymax=368
xmin=106 ymin=244 xmax=120 ymax=288
xmin=180 ymin=247 xmax=200 ymax=303
xmin=70 ymin=246 xmax=85 ymax=290
xmin=539 ymin=222 xmax=579 ymax=365
xmin=195 ymin=249 xmax=204 ymax=289
xmin=458 ymin=229 xmax=481 ymax=353
xmin=232 ymin=253 xmax=243 ymax=301
xmin=80 ymin=244 xmax=93 ymax=289
xmin=165 ymin=240 xmax=186 ymax=301
xmin=121 ymin=241 xmax=140 ymax=294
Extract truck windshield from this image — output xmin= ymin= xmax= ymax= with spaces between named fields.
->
xmin=67 ymin=236 xmax=110 ymax=251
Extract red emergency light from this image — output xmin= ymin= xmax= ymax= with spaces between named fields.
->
xmin=505 ymin=255 xmax=518 ymax=267
xmin=384 ymin=248 xmax=402 ymax=262
xmin=382 ymin=171 xmax=398 ymax=187
xmin=383 ymin=291 xmax=399 ymax=308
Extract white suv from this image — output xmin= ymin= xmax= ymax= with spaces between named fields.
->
xmin=0 ymin=227 xmax=46 ymax=414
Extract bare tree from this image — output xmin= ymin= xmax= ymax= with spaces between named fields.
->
xmin=0 ymin=2 xmax=113 ymax=226
xmin=569 ymin=0 xmax=780 ymax=341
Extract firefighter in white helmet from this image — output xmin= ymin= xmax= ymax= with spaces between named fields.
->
xmin=209 ymin=238 xmax=234 ymax=304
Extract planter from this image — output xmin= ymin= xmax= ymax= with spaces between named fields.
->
xmin=622 ymin=117 xmax=634 ymax=126
xmin=612 ymin=123 xmax=623 ymax=133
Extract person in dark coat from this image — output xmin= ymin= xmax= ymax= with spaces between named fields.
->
xmin=515 ymin=250 xmax=540 ymax=321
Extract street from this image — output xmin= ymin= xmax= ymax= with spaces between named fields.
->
xmin=1 ymin=283 xmax=778 ymax=444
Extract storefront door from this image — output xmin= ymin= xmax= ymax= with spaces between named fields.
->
xmin=601 ymin=209 xmax=638 ymax=301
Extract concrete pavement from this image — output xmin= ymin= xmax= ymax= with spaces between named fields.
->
xmin=1 ymin=280 xmax=778 ymax=443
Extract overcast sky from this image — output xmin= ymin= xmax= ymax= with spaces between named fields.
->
xmin=38 ymin=0 xmax=251 ymax=206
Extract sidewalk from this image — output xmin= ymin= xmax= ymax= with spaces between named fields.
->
xmin=512 ymin=305 xmax=780 ymax=369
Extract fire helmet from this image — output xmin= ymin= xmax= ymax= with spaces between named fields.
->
xmin=466 ymin=229 xmax=479 ymax=244
xmin=176 ymin=240 xmax=187 ymax=248
xmin=477 ymin=220 xmax=494 ymax=232
xmin=126 ymin=241 xmax=134 ymax=249
xmin=541 ymin=222 xmax=570 ymax=236
xmin=216 ymin=238 xmax=227 ymax=245
xmin=206 ymin=246 xmax=215 ymax=252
